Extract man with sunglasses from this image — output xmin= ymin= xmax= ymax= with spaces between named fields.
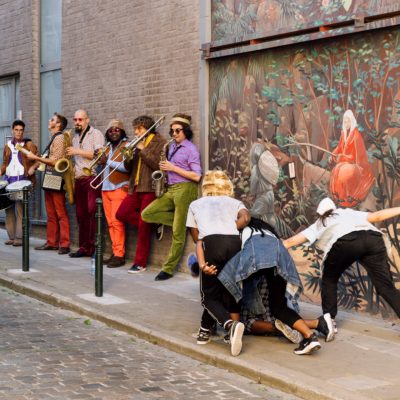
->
xmin=115 ymin=116 xmax=167 ymax=273
xmin=27 ymin=113 xmax=71 ymax=254
xmin=66 ymin=109 xmax=104 ymax=257
xmin=96 ymin=119 xmax=130 ymax=268
xmin=141 ymin=113 xmax=202 ymax=281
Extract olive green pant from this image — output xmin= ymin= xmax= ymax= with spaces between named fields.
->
xmin=141 ymin=182 xmax=198 ymax=276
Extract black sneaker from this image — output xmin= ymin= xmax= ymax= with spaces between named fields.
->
xmin=317 ymin=313 xmax=335 ymax=342
xmin=294 ymin=334 xmax=321 ymax=355
xmin=228 ymin=321 xmax=244 ymax=356
xmin=197 ymin=328 xmax=211 ymax=345
xmin=128 ymin=265 xmax=147 ymax=274
xmin=156 ymin=224 xmax=164 ymax=241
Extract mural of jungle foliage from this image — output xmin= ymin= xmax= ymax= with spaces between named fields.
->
xmin=209 ymin=28 xmax=400 ymax=318
xmin=212 ymin=0 xmax=400 ymax=42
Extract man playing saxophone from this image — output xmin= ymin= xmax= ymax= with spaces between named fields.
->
xmin=115 ymin=116 xmax=166 ymax=273
xmin=141 ymin=113 xmax=202 ymax=281
xmin=26 ymin=112 xmax=71 ymax=254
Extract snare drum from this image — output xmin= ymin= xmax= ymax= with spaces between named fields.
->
xmin=0 ymin=180 xmax=12 ymax=210
xmin=6 ymin=180 xmax=32 ymax=201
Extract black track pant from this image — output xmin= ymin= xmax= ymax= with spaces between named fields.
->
xmin=200 ymin=234 xmax=241 ymax=330
xmin=322 ymin=230 xmax=400 ymax=318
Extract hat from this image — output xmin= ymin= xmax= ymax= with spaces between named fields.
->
xmin=316 ymin=197 xmax=336 ymax=216
xmin=170 ymin=115 xmax=191 ymax=126
xmin=202 ymin=170 xmax=234 ymax=197
xmin=106 ymin=119 xmax=125 ymax=132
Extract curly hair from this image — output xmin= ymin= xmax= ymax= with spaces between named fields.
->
xmin=132 ymin=116 xmax=156 ymax=133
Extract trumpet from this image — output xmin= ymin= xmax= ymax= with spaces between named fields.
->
xmin=15 ymin=144 xmax=46 ymax=172
xmin=82 ymin=142 xmax=112 ymax=176
xmin=90 ymin=115 xmax=166 ymax=190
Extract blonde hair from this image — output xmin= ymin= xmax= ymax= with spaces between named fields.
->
xmin=201 ymin=170 xmax=234 ymax=197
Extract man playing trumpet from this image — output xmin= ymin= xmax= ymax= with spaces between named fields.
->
xmin=66 ymin=109 xmax=104 ymax=258
xmin=27 ymin=113 xmax=71 ymax=254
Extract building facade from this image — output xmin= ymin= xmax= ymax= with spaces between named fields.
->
xmin=1 ymin=0 xmax=400 ymax=317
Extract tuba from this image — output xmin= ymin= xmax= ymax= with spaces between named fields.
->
xmin=54 ymin=129 xmax=74 ymax=204
xmin=151 ymin=138 xmax=174 ymax=198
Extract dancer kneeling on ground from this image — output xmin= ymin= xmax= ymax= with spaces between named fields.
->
xmin=283 ymin=197 xmax=400 ymax=340
xmin=219 ymin=217 xmax=331 ymax=355
xmin=186 ymin=170 xmax=250 ymax=356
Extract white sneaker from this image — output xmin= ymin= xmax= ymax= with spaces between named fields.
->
xmin=229 ymin=321 xmax=244 ymax=357
xmin=275 ymin=319 xmax=303 ymax=344
xmin=323 ymin=313 xmax=335 ymax=342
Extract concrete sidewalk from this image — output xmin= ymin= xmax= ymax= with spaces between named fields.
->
xmin=1 ymin=229 xmax=400 ymax=400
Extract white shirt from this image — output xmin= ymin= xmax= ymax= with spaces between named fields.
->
xmin=186 ymin=196 xmax=247 ymax=239
xmin=241 ymin=226 xmax=275 ymax=249
xmin=301 ymin=208 xmax=380 ymax=259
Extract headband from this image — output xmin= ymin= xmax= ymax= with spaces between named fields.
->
xmin=170 ymin=117 xmax=191 ymax=126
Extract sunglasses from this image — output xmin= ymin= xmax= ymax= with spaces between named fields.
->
xmin=73 ymin=117 xmax=85 ymax=122
xmin=170 ymin=128 xmax=184 ymax=134
xmin=108 ymin=127 xmax=121 ymax=133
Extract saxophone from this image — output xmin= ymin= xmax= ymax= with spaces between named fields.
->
xmin=54 ymin=129 xmax=75 ymax=204
xmin=151 ymin=138 xmax=174 ymax=198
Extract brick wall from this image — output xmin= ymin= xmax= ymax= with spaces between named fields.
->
xmin=0 ymin=0 xmax=40 ymax=142
xmin=0 ymin=0 xmax=202 ymax=273
xmin=61 ymin=0 xmax=202 ymax=271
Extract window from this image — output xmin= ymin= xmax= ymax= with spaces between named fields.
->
xmin=0 ymin=76 xmax=20 ymax=161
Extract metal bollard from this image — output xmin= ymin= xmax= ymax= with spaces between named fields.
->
xmin=22 ymin=186 xmax=30 ymax=271
xmin=94 ymin=198 xmax=104 ymax=297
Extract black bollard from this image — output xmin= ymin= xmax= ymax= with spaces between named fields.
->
xmin=95 ymin=198 xmax=104 ymax=297
xmin=22 ymin=186 xmax=30 ymax=271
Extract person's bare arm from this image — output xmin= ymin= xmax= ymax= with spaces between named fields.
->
xmin=283 ymin=233 xmax=308 ymax=249
xmin=189 ymin=227 xmax=199 ymax=243
xmin=367 ymin=207 xmax=400 ymax=223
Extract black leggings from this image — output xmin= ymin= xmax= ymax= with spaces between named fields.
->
xmin=200 ymin=234 xmax=242 ymax=330
xmin=255 ymin=268 xmax=301 ymax=328
xmin=322 ymin=230 xmax=400 ymax=318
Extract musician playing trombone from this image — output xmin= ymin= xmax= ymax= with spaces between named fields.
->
xmin=65 ymin=109 xmax=104 ymax=258
xmin=26 ymin=112 xmax=71 ymax=255
xmin=115 ymin=115 xmax=167 ymax=274
xmin=141 ymin=113 xmax=202 ymax=281
xmin=95 ymin=119 xmax=130 ymax=268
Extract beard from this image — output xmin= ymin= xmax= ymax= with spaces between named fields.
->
xmin=75 ymin=125 xmax=83 ymax=133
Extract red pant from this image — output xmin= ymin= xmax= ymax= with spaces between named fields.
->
xmin=44 ymin=190 xmax=70 ymax=248
xmin=116 ymin=189 xmax=155 ymax=267
xmin=102 ymin=188 xmax=128 ymax=258
xmin=74 ymin=176 xmax=101 ymax=255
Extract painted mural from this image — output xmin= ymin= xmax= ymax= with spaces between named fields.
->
xmin=212 ymin=0 xmax=400 ymax=42
xmin=209 ymin=28 xmax=400 ymax=317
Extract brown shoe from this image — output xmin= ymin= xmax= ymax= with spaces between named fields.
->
xmin=35 ymin=243 xmax=59 ymax=251
xmin=107 ymin=256 xmax=125 ymax=268
xmin=103 ymin=254 xmax=114 ymax=264
xmin=12 ymin=240 xmax=22 ymax=247
xmin=4 ymin=240 xmax=14 ymax=245
xmin=58 ymin=247 xmax=70 ymax=255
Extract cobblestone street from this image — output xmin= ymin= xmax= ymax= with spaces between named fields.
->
xmin=0 ymin=287 xmax=299 ymax=400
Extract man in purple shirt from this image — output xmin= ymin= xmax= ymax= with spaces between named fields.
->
xmin=142 ymin=113 xmax=202 ymax=280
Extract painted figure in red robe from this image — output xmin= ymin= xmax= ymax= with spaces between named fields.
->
xmin=329 ymin=110 xmax=374 ymax=207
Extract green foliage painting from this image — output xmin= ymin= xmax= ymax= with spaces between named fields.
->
xmin=209 ymin=28 xmax=400 ymax=317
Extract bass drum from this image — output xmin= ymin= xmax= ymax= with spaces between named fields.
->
xmin=0 ymin=180 xmax=12 ymax=210
xmin=6 ymin=180 xmax=32 ymax=201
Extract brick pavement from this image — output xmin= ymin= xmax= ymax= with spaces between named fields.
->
xmin=0 ymin=287 xmax=299 ymax=400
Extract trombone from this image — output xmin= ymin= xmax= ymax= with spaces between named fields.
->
xmin=82 ymin=142 xmax=112 ymax=176
xmin=89 ymin=115 xmax=166 ymax=190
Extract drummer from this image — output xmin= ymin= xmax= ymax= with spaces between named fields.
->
xmin=0 ymin=120 xmax=38 ymax=246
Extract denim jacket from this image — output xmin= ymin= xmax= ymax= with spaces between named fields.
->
xmin=218 ymin=233 xmax=303 ymax=314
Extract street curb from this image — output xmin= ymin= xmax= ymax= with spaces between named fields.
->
xmin=0 ymin=274 xmax=369 ymax=400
